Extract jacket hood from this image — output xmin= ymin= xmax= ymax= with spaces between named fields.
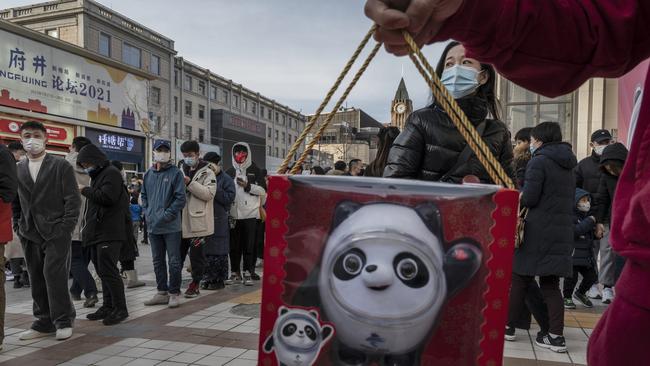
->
xmin=232 ymin=142 xmax=252 ymax=173
xmin=535 ymin=142 xmax=577 ymax=170
xmin=77 ymin=144 xmax=108 ymax=167
xmin=600 ymin=142 xmax=628 ymax=165
xmin=575 ymin=188 xmax=590 ymax=205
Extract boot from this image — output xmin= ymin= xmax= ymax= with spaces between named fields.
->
xmin=125 ymin=270 xmax=146 ymax=288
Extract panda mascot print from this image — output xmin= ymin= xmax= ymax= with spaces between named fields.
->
xmin=293 ymin=201 xmax=483 ymax=366
xmin=263 ymin=306 xmax=334 ymax=366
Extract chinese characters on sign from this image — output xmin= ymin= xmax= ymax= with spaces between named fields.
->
xmin=95 ymin=132 xmax=136 ymax=152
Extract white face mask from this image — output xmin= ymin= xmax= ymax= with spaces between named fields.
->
xmin=22 ymin=138 xmax=45 ymax=155
xmin=593 ymin=145 xmax=607 ymax=156
xmin=153 ymin=151 xmax=171 ymax=163
xmin=577 ymin=201 xmax=591 ymax=213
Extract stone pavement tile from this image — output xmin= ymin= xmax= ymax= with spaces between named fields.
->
xmin=159 ymin=342 xmax=196 ymax=352
xmin=95 ymin=355 xmax=137 ymax=366
xmin=95 ymin=345 xmax=133 ymax=356
xmin=67 ymin=352 xmax=110 ymax=365
xmin=113 ymin=338 xmax=150 ymax=347
xmin=3 ymin=346 xmax=39 ymax=357
xmin=156 ymin=362 xmax=187 ymax=366
xmin=122 ymin=347 xmax=156 ymax=358
xmin=239 ymin=350 xmax=257 ymax=360
xmin=229 ymin=289 xmax=261 ymax=304
xmin=168 ymin=351 xmax=205 ymax=363
xmin=193 ymin=355 xmax=233 ymax=366
xmin=503 ymin=348 xmax=536 ymax=360
xmin=571 ymin=352 xmax=588 ymax=365
xmin=212 ymin=347 xmax=247 ymax=358
xmin=123 ymin=359 xmax=160 ymax=366
xmin=503 ymin=357 xmax=538 ymax=366
xmin=503 ymin=339 xmax=535 ymax=351
xmin=535 ymin=348 xmax=572 ymax=363
xmin=0 ymin=355 xmax=15 ymax=363
xmin=186 ymin=344 xmax=221 ymax=355
xmin=225 ymin=359 xmax=256 ymax=366
xmin=141 ymin=349 xmax=180 ymax=361
xmin=140 ymin=340 xmax=173 ymax=349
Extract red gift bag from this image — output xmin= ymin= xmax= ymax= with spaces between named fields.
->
xmin=0 ymin=201 xmax=13 ymax=243
xmin=259 ymin=175 xmax=518 ymax=366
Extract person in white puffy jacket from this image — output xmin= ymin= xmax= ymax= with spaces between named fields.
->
xmin=225 ymin=142 xmax=266 ymax=286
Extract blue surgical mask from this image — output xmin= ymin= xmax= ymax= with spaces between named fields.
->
xmin=441 ymin=65 xmax=481 ymax=99
xmin=83 ymin=166 xmax=96 ymax=174
xmin=184 ymin=157 xmax=196 ymax=167
xmin=529 ymin=144 xmax=538 ymax=155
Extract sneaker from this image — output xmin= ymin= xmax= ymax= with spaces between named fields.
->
xmin=56 ymin=328 xmax=73 ymax=340
xmin=535 ymin=333 xmax=567 ymax=353
xmin=87 ymin=306 xmax=113 ymax=321
xmin=504 ymin=326 xmax=516 ymax=341
xmin=184 ymin=282 xmax=200 ymax=298
xmin=84 ymin=294 xmax=99 ymax=308
xmin=225 ymin=273 xmax=241 ymax=285
xmin=573 ymin=292 xmax=593 ymax=308
xmin=602 ymin=287 xmax=614 ymax=304
xmin=200 ymin=281 xmax=209 ymax=290
xmin=70 ymin=292 xmax=82 ymax=301
xmin=250 ymin=272 xmax=261 ymax=281
xmin=207 ymin=281 xmax=225 ymax=290
xmin=102 ymin=310 xmax=129 ymax=326
xmin=243 ymin=271 xmax=253 ymax=286
xmin=168 ymin=294 xmax=180 ymax=308
xmin=564 ymin=298 xmax=576 ymax=309
xmin=19 ymin=329 xmax=54 ymax=340
xmin=587 ymin=285 xmax=602 ymax=299
xmin=144 ymin=292 xmax=170 ymax=306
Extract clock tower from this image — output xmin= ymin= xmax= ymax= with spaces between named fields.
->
xmin=391 ymin=78 xmax=413 ymax=130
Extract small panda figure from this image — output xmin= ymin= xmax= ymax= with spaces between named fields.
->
xmin=293 ymin=201 xmax=483 ymax=365
xmin=263 ymin=306 xmax=334 ymax=366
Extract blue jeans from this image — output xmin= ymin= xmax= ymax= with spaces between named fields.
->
xmin=70 ymin=241 xmax=97 ymax=298
xmin=148 ymin=232 xmax=182 ymax=295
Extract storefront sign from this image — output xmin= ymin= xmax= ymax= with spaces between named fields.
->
xmin=0 ymin=113 xmax=74 ymax=147
xmin=0 ymin=29 xmax=148 ymax=130
xmin=85 ymin=128 xmax=143 ymax=154
xmin=220 ymin=110 xmax=266 ymax=139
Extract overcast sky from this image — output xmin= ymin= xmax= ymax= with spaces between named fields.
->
xmin=4 ymin=0 xmax=448 ymax=123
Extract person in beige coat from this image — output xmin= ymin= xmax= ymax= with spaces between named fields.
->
xmin=179 ymin=141 xmax=216 ymax=298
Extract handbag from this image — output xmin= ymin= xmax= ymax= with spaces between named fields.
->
xmin=515 ymin=205 xmax=528 ymax=249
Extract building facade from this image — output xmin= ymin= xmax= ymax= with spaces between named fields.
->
xmin=2 ymin=0 xmax=306 ymax=170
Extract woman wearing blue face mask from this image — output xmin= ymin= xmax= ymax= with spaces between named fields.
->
xmin=383 ymin=41 xmax=514 ymax=184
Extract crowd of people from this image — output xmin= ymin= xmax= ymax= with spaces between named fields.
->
xmin=0 ymin=122 xmax=268 ymax=347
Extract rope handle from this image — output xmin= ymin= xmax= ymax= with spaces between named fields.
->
xmin=279 ymin=24 xmax=515 ymax=190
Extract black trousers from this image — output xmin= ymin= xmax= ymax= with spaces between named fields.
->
xmin=563 ymin=265 xmax=598 ymax=298
xmin=230 ymin=218 xmax=257 ymax=275
xmin=91 ymin=242 xmax=127 ymax=313
xmin=508 ymin=274 xmax=564 ymax=335
xmin=180 ymin=238 xmax=206 ymax=283
xmin=23 ymin=238 xmax=76 ymax=331
xmin=509 ymin=279 xmax=549 ymax=333
xmin=255 ymin=219 xmax=265 ymax=260
xmin=70 ymin=240 xmax=97 ymax=298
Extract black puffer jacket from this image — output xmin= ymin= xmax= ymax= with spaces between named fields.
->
xmin=575 ymin=151 xmax=602 ymax=198
xmin=573 ymin=188 xmax=597 ymax=267
xmin=77 ymin=144 xmax=127 ymax=247
xmin=515 ymin=142 xmax=577 ymax=277
xmin=383 ymin=97 xmax=514 ymax=184
xmin=595 ymin=143 xmax=628 ymax=224
xmin=0 ymin=144 xmax=17 ymax=204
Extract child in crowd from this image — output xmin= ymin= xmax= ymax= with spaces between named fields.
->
xmin=129 ymin=196 xmax=142 ymax=244
xmin=564 ymin=189 xmax=598 ymax=309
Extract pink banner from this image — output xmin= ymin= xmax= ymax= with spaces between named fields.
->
xmin=618 ymin=59 xmax=650 ymax=146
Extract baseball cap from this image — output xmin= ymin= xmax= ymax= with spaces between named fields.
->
xmin=591 ymin=129 xmax=612 ymax=143
xmin=153 ymin=139 xmax=171 ymax=150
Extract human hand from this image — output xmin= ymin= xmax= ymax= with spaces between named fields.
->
xmin=364 ymin=0 xmax=465 ymax=55
xmin=236 ymin=178 xmax=247 ymax=188
xmin=184 ymin=176 xmax=190 ymax=185
xmin=595 ymin=223 xmax=605 ymax=239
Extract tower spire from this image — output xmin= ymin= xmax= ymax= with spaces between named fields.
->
xmin=394 ymin=78 xmax=409 ymax=100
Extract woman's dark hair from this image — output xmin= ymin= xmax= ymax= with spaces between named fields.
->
xmin=311 ymin=166 xmax=325 ymax=175
xmin=531 ymin=122 xmax=563 ymax=143
xmin=365 ymin=126 xmax=401 ymax=177
xmin=435 ymin=41 xmax=501 ymax=120
xmin=514 ymin=127 xmax=533 ymax=143
xmin=72 ymin=136 xmax=92 ymax=152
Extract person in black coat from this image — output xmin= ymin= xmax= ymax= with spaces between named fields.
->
xmin=593 ymin=142 xmax=628 ymax=302
xmin=203 ymin=152 xmax=236 ymax=290
xmin=383 ymin=41 xmax=514 ymax=184
xmin=507 ymin=122 xmax=577 ymax=352
xmin=76 ymin=144 xmax=129 ymax=325
xmin=512 ymin=127 xmax=533 ymax=189
xmin=563 ymin=188 xmax=598 ymax=309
